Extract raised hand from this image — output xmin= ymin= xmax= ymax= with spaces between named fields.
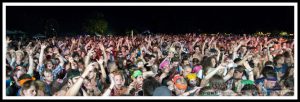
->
xmin=41 ymin=43 xmax=48 ymax=50
xmin=87 ymin=49 xmax=95 ymax=57
xmin=96 ymin=56 xmax=104 ymax=65
xmin=109 ymin=73 xmax=115 ymax=87
xmin=86 ymin=62 xmax=96 ymax=72
xmin=6 ymin=37 xmax=12 ymax=44
xmin=71 ymin=38 xmax=77 ymax=44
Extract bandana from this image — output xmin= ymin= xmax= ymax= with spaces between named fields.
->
xmin=241 ymin=80 xmax=254 ymax=85
xmin=131 ymin=70 xmax=143 ymax=79
xmin=192 ymin=65 xmax=202 ymax=73
xmin=172 ymin=75 xmax=187 ymax=90
xmin=159 ymin=60 xmax=170 ymax=70
xmin=186 ymin=73 xmax=197 ymax=81
xmin=175 ymin=83 xmax=187 ymax=90
xmin=19 ymin=77 xmax=36 ymax=86
xmin=172 ymin=75 xmax=182 ymax=83
xmin=266 ymin=77 xmax=277 ymax=81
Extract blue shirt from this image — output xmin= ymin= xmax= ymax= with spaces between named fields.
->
xmin=274 ymin=64 xmax=288 ymax=74
xmin=37 ymin=64 xmax=64 ymax=80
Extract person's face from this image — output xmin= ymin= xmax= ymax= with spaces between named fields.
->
xmin=195 ymin=47 xmax=200 ymax=53
xmin=44 ymin=71 xmax=53 ymax=82
xmin=48 ymin=48 xmax=53 ymax=56
xmin=137 ymin=62 xmax=144 ymax=68
xmin=46 ymin=62 xmax=53 ymax=70
xmin=276 ymin=57 xmax=285 ymax=65
xmin=211 ymin=58 xmax=216 ymax=67
xmin=16 ymin=53 xmax=23 ymax=60
xmin=23 ymin=85 xmax=37 ymax=96
xmin=88 ymin=71 xmax=96 ymax=79
xmin=168 ymin=52 xmax=174 ymax=58
xmin=183 ymin=68 xmax=192 ymax=77
xmin=114 ymin=75 xmax=123 ymax=85
xmin=74 ymin=56 xmax=79 ymax=62
xmin=285 ymin=57 xmax=292 ymax=64
xmin=172 ymin=62 xmax=179 ymax=67
xmin=121 ymin=47 xmax=126 ymax=52
xmin=189 ymin=79 xmax=197 ymax=86
xmin=183 ymin=60 xmax=189 ymax=66
xmin=84 ymin=79 xmax=94 ymax=90
xmin=265 ymin=80 xmax=277 ymax=89
xmin=233 ymin=71 xmax=243 ymax=79
xmin=136 ymin=75 xmax=144 ymax=84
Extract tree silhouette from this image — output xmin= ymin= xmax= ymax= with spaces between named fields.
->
xmin=83 ymin=12 xmax=108 ymax=35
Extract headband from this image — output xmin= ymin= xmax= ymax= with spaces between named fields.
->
xmin=19 ymin=77 xmax=36 ymax=86
xmin=131 ymin=70 xmax=143 ymax=79
xmin=175 ymin=83 xmax=188 ymax=90
xmin=186 ymin=73 xmax=197 ymax=81
xmin=192 ymin=65 xmax=202 ymax=73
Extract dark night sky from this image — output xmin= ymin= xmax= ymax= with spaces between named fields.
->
xmin=6 ymin=6 xmax=294 ymax=34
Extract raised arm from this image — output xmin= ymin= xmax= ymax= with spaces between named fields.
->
xmin=84 ymin=48 xmax=94 ymax=68
xmin=102 ymin=74 xmax=115 ymax=96
xmin=84 ymin=40 xmax=92 ymax=52
xmin=243 ymin=61 xmax=254 ymax=82
xmin=65 ymin=62 xmax=95 ymax=96
xmin=96 ymin=56 xmax=107 ymax=81
xmin=38 ymin=43 xmax=47 ymax=67
xmin=214 ymin=41 xmax=221 ymax=62
xmin=70 ymin=38 xmax=77 ymax=55
xmin=202 ymin=39 xmax=208 ymax=55
xmin=26 ymin=49 xmax=34 ymax=76
xmin=99 ymin=43 xmax=107 ymax=64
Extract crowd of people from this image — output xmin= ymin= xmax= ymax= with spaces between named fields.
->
xmin=5 ymin=33 xmax=294 ymax=96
